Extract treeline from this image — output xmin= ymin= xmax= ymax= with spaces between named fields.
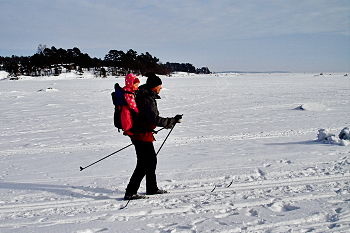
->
xmin=0 ymin=45 xmax=210 ymax=77
xmin=164 ymin=62 xmax=210 ymax=74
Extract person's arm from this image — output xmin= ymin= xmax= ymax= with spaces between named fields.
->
xmin=124 ymin=93 xmax=139 ymax=113
xmin=143 ymin=97 xmax=176 ymax=128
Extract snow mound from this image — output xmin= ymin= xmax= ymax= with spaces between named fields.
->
xmin=317 ymin=129 xmax=335 ymax=141
xmin=38 ymin=87 xmax=59 ymax=92
xmin=268 ymin=201 xmax=300 ymax=212
xmin=340 ymin=139 xmax=350 ymax=146
xmin=75 ymin=228 xmax=108 ymax=233
xmin=339 ymin=127 xmax=350 ymax=140
xmin=317 ymin=127 xmax=350 ymax=146
xmin=297 ymin=103 xmax=329 ymax=111
xmin=339 ymin=127 xmax=350 ymax=146
xmin=0 ymin=71 xmax=9 ymax=80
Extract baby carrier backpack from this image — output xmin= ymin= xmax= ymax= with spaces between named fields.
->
xmin=111 ymin=83 xmax=134 ymax=132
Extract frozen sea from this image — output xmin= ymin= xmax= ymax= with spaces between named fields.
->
xmin=0 ymin=71 xmax=349 ymax=232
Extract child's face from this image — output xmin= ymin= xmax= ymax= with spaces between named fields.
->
xmin=133 ymin=82 xmax=139 ymax=90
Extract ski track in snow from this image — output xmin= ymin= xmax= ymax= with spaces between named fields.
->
xmin=0 ymin=166 xmax=349 ymax=232
xmin=0 ymin=72 xmax=350 ymax=232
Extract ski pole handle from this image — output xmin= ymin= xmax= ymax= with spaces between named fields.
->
xmin=175 ymin=114 xmax=183 ymax=124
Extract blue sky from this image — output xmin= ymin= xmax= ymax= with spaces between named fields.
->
xmin=1 ymin=0 xmax=349 ymax=72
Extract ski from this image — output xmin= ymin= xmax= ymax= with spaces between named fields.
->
xmin=120 ymin=200 xmax=130 ymax=209
xmin=211 ymin=179 xmax=234 ymax=192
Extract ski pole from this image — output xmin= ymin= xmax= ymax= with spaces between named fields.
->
xmin=153 ymin=127 xmax=166 ymax=134
xmin=80 ymin=144 xmax=133 ymax=171
xmin=156 ymin=123 xmax=177 ymax=156
xmin=80 ymin=127 xmax=166 ymax=171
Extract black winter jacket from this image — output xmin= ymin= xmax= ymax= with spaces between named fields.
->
xmin=130 ymin=84 xmax=175 ymax=141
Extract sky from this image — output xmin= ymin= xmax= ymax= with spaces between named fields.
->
xmin=1 ymin=0 xmax=349 ymax=72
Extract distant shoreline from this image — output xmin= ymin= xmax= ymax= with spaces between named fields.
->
xmin=215 ymin=71 xmax=291 ymax=74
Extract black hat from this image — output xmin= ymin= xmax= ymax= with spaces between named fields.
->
xmin=145 ymin=73 xmax=162 ymax=89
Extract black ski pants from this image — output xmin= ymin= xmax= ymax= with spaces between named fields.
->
xmin=125 ymin=139 xmax=158 ymax=195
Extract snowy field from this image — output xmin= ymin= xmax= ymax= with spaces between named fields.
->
xmin=0 ymin=71 xmax=349 ymax=233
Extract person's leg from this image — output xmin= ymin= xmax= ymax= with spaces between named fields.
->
xmin=145 ymin=142 xmax=168 ymax=195
xmin=145 ymin=142 xmax=158 ymax=193
xmin=125 ymin=140 xmax=158 ymax=195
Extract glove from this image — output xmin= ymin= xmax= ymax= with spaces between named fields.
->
xmin=174 ymin=114 xmax=182 ymax=123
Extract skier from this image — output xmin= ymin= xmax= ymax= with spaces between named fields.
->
xmin=124 ymin=72 xmax=182 ymax=200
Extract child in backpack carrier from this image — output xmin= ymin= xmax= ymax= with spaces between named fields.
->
xmin=121 ymin=73 xmax=140 ymax=136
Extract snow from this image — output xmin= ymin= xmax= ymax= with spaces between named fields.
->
xmin=0 ymin=71 xmax=349 ymax=232
xmin=317 ymin=128 xmax=350 ymax=146
xmin=298 ymin=103 xmax=329 ymax=111
xmin=0 ymin=71 xmax=8 ymax=80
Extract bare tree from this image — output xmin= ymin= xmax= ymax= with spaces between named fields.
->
xmin=37 ymin=44 xmax=47 ymax=54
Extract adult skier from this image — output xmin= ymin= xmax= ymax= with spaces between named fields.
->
xmin=124 ymin=72 xmax=182 ymax=200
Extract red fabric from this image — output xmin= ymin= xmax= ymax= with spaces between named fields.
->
xmin=122 ymin=87 xmax=139 ymax=113
xmin=130 ymin=123 xmax=156 ymax=142
xmin=120 ymin=105 xmax=133 ymax=131
xmin=120 ymin=73 xmax=139 ymax=132
xmin=123 ymin=73 xmax=139 ymax=113
xmin=129 ymin=131 xmax=154 ymax=142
